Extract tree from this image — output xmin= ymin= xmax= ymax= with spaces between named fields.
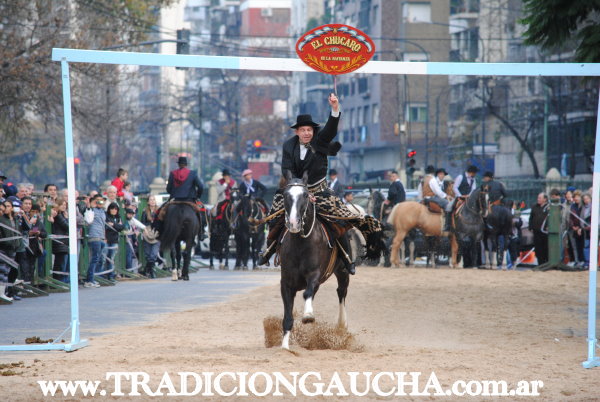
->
xmin=0 ymin=0 xmax=172 ymax=185
xmin=521 ymin=0 xmax=600 ymax=62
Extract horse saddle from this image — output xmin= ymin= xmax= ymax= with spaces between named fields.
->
xmin=158 ymin=200 xmax=204 ymax=221
xmin=421 ymin=199 xmax=442 ymax=214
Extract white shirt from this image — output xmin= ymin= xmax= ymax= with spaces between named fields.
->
xmin=299 ymin=108 xmax=340 ymax=160
xmin=329 ymin=177 xmax=338 ymax=189
xmin=428 ymin=176 xmax=447 ymax=199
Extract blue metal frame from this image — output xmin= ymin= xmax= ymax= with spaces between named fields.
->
xmin=1 ymin=49 xmax=597 ymax=365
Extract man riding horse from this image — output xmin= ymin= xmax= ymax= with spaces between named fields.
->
xmin=257 ymin=93 xmax=386 ymax=274
xmin=151 ymin=156 xmax=204 ymax=236
xmin=480 ymin=171 xmax=507 ymax=206
xmin=422 ymin=168 xmax=454 ymax=232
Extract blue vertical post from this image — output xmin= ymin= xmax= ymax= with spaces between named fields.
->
xmin=582 ymin=86 xmax=600 ymax=368
xmin=61 ymin=59 xmax=88 ymax=351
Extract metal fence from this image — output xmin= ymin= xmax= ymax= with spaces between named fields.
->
xmin=501 ymin=178 xmax=592 ymax=208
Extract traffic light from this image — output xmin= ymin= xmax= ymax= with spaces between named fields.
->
xmin=176 ymin=29 xmax=190 ymax=55
xmin=253 ymin=139 xmax=262 ymax=158
xmin=406 ymin=158 xmax=416 ymax=177
xmin=406 ymin=148 xmax=416 ymax=158
xmin=246 ymin=140 xmax=253 ymax=157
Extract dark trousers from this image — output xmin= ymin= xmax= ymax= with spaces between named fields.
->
xmin=533 ymin=230 xmax=548 ymax=265
xmin=16 ymin=251 xmax=37 ymax=283
xmin=53 ymin=252 xmax=69 ymax=283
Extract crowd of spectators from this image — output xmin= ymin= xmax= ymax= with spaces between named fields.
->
xmin=0 ymin=168 xmax=156 ymax=304
xmin=530 ymin=187 xmax=594 ymax=268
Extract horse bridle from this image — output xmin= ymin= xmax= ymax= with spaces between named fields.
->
xmin=284 ymin=182 xmax=316 ymax=238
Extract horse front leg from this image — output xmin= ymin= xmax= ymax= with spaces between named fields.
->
xmin=497 ymin=235 xmax=505 ymax=269
xmin=280 ymin=282 xmax=296 ymax=350
xmin=181 ymin=244 xmax=192 ymax=281
xmin=335 ymin=269 xmax=349 ymax=329
xmin=302 ymin=272 xmax=321 ymax=324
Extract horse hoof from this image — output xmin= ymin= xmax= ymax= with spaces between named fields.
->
xmin=182 ymin=275 xmax=189 ymax=281
xmin=302 ymin=315 xmax=315 ymax=324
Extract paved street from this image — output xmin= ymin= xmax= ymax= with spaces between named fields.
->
xmin=0 ymin=265 xmax=279 ymax=346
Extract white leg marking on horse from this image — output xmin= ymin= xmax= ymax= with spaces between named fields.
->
xmin=338 ymin=301 xmax=347 ymax=329
xmin=281 ymin=331 xmax=290 ymax=350
xmin=171 ymin=269 xmax=178 ymax=281
xmin=303 ymin=297 xmax=314 ymax=322
xmin=491 ymin=251 xmax=497 ymax=269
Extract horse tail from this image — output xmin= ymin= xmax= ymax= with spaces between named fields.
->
xmin=160 ymin=204 xmax=184 ymax=252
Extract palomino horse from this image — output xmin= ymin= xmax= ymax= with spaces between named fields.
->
xmin=279 ymin=171 xmax=351 ymax=350
xmin=387 ymin=188 xmax=490 ymax=268
xmin=156 ymin=202 xmax=201 ymax=280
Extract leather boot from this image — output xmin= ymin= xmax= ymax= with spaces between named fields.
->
xmin=443 ymin=211 xmax=452 ymax=232
xmin=337 ymin=236 xmax=356 ymax=275
xmin=257 ymin=241 xmax=276 ymax=266
xmin=258 ymin=218 xmax=284 ymax=266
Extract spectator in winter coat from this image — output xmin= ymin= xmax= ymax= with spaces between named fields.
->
xmin=83 ymin=195 xmax=106 ymax=288
xmin=529 ymin=192 xmax=549 ymax=265
xmin=47 ymin=198 xmax=70 ymax=283
xmin=104 ymin=202 xmax=125 ymax=280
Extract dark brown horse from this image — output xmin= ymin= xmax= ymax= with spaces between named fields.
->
xmin=279 ymin=171 xmax=350 ymax=349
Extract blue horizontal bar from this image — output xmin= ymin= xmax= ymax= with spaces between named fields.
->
xmin=51 ymin=48 xmax=600 ymax=77
xmin=0 ymin=340 xmax=88 ymax=352
xmin=427 ymin=62 xmax=600 ymax=76
xmin=52 ymin=48 xmax=240 ymax=70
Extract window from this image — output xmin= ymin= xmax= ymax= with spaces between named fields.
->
xmin=403 ymin=3 xmax=431 ymax=23
xmin=372 ymin=104 xmax=379 ymax=123
xmin=406 ymin=104 xmax=428 ymax=122
xmin=357 ymin=106 xmax=363 ymax=126
xmin=363 ymin=105 xmax=370 ymax=125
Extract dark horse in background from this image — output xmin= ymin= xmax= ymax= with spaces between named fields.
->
xmin=157 ymin=202 xmax=201 ymax=281
xmin=279 ymin=172 xmax=351 ymax=350
xmin=171 ymin=204 xmax=209 ymax=278
xmin=366 ymin=189 xmax=392 ymax=266
xmin=231 ymin=194 xmax=266 ymax=269
xmin=452 ymin=188 xmax=489 ymax=268
xmin=208 ymin=189 xmax=238 ymax=269
xmin=482 ymin=203 xmax=513 ymax=269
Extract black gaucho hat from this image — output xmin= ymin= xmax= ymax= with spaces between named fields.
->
xmin=291 ymin=114 xmax=320 ymax=129
xmin=177 ymin=156 xmax=188 ymax=165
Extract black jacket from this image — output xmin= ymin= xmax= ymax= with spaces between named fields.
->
xmin=167 ymin=168 xmax=203 ymax=201
xmin=51 ymin=213 xmax=69 ymax=254
xmin=281 ymin=113 xmax=341 ymax=185
xmin=105 ymin=214 xmax=125 ymax=244
xmin=239 ymin=179 xmax=267 ymax=199
xmin=0 ymin=215 xmax=20 ymax=254
xmin=388 ymin=180 xmax=406 ymax=205
xmin=530 ymin=203 xmax=549 ymax=232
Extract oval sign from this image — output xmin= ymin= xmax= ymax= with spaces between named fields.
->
xmin=296 ymin=24 xmax=376 ymax=75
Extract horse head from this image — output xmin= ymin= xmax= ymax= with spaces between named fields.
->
xmin=477 ymin=188 xmax=490 ymax=218
xmin=283 ymin=170 xmax=311 ymax=234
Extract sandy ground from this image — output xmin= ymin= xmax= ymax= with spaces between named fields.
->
xmin=0 ymin=267 xmax=598 ymax=401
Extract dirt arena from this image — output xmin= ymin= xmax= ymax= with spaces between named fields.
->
xmin=1 ymin=267 xmax=598 ymax=400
